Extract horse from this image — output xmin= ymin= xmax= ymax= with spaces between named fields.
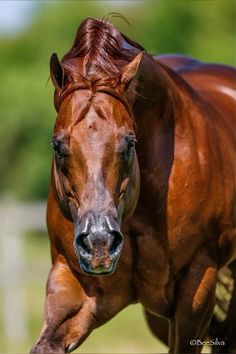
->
xmin=31 ymin=17 xmax=236 ymax=354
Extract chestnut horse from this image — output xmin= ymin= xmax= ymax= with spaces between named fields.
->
xmin=31 ymin=18 xmax=236 ymax=354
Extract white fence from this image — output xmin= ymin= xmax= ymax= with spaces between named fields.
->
xmin=0 ymin=200 xmax=47 ymax=346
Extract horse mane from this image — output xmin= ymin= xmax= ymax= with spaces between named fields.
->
xmin=62 ymin=16 xmax=145 ymax=78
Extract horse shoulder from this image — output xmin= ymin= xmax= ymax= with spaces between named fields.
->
xmin=166 ymin=72 xmax=236 ymax=271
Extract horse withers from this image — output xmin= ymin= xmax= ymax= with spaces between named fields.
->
xmin=31 ymin=17 xmax=236 ymax=354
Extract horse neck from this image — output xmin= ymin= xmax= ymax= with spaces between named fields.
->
xmin=133 ymin=54 xmax=184 ymax=134
xmin=133 ymin=55 xmax=185 ymax=189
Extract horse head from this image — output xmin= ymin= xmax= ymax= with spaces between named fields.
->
xmin=49 ymin=51 xmax=143 ymax=275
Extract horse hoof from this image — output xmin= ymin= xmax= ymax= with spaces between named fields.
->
xmin=67 ymin=342 xmax=78 ymax=352
xmin=30 ymin=342 xmax=64 ymax=354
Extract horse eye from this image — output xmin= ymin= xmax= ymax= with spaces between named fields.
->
xmin=51 ymin=140 xmax=63 ymax=159
xmin=125 ymin=135 xmax=137 ymax=156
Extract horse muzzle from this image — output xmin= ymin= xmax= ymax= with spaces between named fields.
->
xmin=73 ymin=213 xmax=123 ymax=275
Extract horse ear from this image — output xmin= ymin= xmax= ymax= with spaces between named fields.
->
xmin=50 ymin=53 xmax=64 ymax=91
xmin=120 ymin=51 xmax=144 ymax=91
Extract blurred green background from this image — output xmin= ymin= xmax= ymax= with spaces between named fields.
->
xmin=0 ymin=0 xmax=235 ymax=201
xmin=0 ymin=0 xmax=235 ymax=353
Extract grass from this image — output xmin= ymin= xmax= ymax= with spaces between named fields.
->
xmin=76 ymin=304 xmax=167 ymax=353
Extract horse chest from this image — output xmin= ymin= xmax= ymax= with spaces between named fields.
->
xmin=132 ymin=234 xmax=173 ymax=317
xmin=134 ymin=267 xmax=173 ymax=317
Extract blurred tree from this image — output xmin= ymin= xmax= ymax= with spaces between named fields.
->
xmin=0 ymin=0 xmax=235 ymax=200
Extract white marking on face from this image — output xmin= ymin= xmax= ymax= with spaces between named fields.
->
xmin=79 ymin=106 xmax=115 ymax=208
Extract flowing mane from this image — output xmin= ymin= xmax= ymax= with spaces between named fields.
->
xmin=62 ymin=17 xmax=144 ymax=77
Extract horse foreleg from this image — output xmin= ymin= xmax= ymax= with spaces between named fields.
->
xmin=144 ymin=309 xmax=169 ymax=346
xmin=169 ymin=248 xmax=217 ymax=354
xmin=30 ymin=256 xmax=96 ymax=354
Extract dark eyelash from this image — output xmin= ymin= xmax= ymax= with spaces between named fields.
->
xmin=127 ymin=139 xmax=136 ymax=150
xmin=125 ymin=135 xmax=137 ymax=155
xmin=51 ymin=140 xmax=59 ymax=152
xmin=51 ymin=140 xmax=64 ymax=159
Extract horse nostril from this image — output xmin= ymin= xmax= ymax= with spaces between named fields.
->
xmin=109 ymin=231 xmax=123 ymax=254
xmin=76 ymin=234 xmax=91 ymax=254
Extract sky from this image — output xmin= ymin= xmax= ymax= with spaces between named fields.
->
xmin=0 ymin=1 xmax=135 ymax=36
xmin=0 ymin=1 xmax=37 ymax=36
